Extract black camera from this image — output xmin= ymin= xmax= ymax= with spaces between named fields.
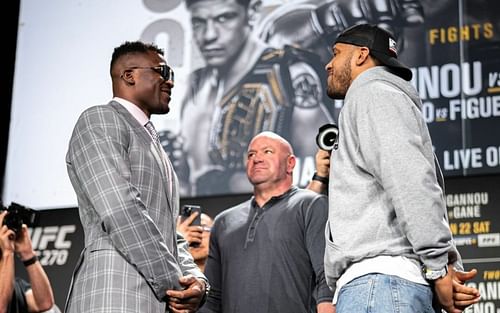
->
xmin=315 ymin=123 xmax=339 ymax=151
xmin=1 ymin=202 xmax=38 ymax=235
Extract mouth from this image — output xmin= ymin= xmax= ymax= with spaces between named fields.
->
xmin=252 ymin=166 xmax=267 ymax=172
xmin=161 ymin=88 xmax=171 ymax=96
xmin=160 ymin=89 xmax=171 ymax=103
xmin=201 ymin=48 xmax=225 ymax=58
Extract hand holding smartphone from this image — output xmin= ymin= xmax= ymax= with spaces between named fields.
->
xmin=180 ymin=205 xmax=202 ymax=226
xmin=179 ymin=205 xmax=202 ymax=247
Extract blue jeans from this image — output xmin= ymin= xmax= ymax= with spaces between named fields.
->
xmin=336 ymin=273 xmax=435 ymax=313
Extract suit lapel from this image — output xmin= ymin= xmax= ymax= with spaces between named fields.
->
xmin=109 ymin=101 xmax=175 ymax=213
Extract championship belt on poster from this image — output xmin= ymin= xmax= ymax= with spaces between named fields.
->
xmin=207 ymin=48 xmax=295 ymax=172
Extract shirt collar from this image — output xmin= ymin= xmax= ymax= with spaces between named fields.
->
xmin=250 ymin=186 xmax=298 ymax=209
xmin=113 ymin=97 xmax=149 ymax=126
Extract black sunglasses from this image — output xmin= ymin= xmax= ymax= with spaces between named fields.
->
xmin=126 ymin=64 xmax=174 ymax=82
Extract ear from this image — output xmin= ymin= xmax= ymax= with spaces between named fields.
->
xmin=121 ymin=69 xmax=135 ymax=85
xmin=355 ymin=47 xmax=371 ymax=66
xmin=248 ymin=0 xmax=262 ymax=28
xmin=287 ymin=154 xmax=296 ymax=174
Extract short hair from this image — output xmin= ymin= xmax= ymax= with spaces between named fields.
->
xmin=185 ymin=0 xmax=251 ymax=9
xmin=110 ymin=41 xmax=164 ymax=75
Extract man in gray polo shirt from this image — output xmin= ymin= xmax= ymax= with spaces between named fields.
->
xmin=199 ymin=131 xmax=334 ymax=313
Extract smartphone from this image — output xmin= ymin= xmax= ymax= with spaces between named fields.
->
xmin=180 ymin=205 xmax=202 ymax=226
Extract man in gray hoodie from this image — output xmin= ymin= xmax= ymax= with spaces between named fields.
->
xmin=323 ymin=24 xmax=480 ymax=313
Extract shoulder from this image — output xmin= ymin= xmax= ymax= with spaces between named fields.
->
xmin=286 ymin=188 xmax=329 ymax=223
xmin=71 ymin=102 xmax=130 ymax=140
xmin=211 ymin=200 xmax=251 ymax=234
xmin=292 ymin=186 xmax=326 ymax=199
xmin=76 ymin=103 xmax=118 ymax=124
xmin=347 ymin=70 xmax=408 ymax=109
xmin=215 ymin=200 xmax=251 ymax=221
xmin=288 ymin=187 xmax=328 ymax=208
xmin=214 ymin=200 xmax=250 ymax=222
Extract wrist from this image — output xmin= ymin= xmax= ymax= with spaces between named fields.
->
xmin=198 ymin=278 xmax=211 ymax=307
xmin=1 ymin=249 xmax=15 ymax=259
xmin=312 ymin=172 xmax=329 ymax=185
xmin=18 ymin=250 xmax=36 ymax=260
xmin=22 ymin=254 xmax=38 ymax=267
xmin=423 ymin=264 xmax=448 ymax=281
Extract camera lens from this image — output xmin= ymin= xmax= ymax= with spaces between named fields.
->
xmin=316 ymin=123 xmax=339 ymax=151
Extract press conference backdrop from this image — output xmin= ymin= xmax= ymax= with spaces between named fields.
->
xmin=4 ymin=0 xmax=500 ymax=207
xmin=6 ymin=0 xmax=500 ymax=310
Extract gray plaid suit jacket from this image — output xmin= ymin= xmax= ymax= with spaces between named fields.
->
xmin=65 ymin=101 xmax=204 ymax=312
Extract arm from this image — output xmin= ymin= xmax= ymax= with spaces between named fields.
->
xmin=304 ymin=195 xmax=335 ymax=311
xmin=355 ymin=87 xmax=454 ymax=307
xmin=306 ymin=149 xmax=330 ymax=194
xmin=176 ymin=230 xmax=207 ymax=281
xmin=356 ymin=88 xmax=453 ymax=265
xmin=317 ymin=302 xmax=335 ymax=313
xmin=15 ymin=225 xmax=54 ymax=312
xmin=0 ymin=212 xmax=16 ymax=313
xmin=167 ymin=232 xmax=207 ymax=312
xmin=195 ymin=218 xmax=222 ymax=313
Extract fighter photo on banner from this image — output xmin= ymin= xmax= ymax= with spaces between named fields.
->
xmin=154 ymin=0 xmax=500 ymax=197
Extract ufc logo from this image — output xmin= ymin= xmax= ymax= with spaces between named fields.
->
xmin=29 ymin=225 xmax=76 ymax=250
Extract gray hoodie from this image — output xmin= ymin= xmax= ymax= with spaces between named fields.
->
xmin=324 ymin=66 xmax=461 ymax=292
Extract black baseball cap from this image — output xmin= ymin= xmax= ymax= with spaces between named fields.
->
xmin=334 ymin=24 xmax=413 ymax=81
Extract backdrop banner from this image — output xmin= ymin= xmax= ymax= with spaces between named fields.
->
xmin=4 ymin=0 xmax=500 ymax=207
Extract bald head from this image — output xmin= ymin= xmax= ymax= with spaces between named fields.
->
xmin=249 ymin=131 xmax=294 ymax=156
xmin=246 ymin=131 xmax=296 ymax=195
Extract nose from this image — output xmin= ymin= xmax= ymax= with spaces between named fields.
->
xmin=252 ymin=152 xmax=264 ymax=163
xmin=164 ymin=79 xmax=174 ymax=88
xmin=325 ymin=60 xmax=332 ymax=72
xmin=204 ymin=19 xmax=218 ymax=42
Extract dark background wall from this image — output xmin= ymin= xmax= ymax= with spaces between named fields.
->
xmin=1 ymin=1 xmax=19 ymax=197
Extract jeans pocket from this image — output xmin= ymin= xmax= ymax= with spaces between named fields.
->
xmin=336 ymin=275 xmax=373 ymax=312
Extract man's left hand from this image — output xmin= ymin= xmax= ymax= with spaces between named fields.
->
xmin=166 ymin=275 xmax=206 ymax=313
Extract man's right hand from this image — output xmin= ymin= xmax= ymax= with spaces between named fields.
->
xmin=451 ymin=266 xmax=481 ymax=311
xmin=176 ymin=213 xmax=203 ymax=247
xmin=315 ymin=149 xmax=330 ymax=177
xmin=435 ymin=264 xmax=481 ymax=313
xmin=306 ymin=149 xmax=330 ymax=194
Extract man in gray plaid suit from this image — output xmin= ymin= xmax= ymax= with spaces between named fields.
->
xmin=65 ymin=41 xmax=208 ymax=313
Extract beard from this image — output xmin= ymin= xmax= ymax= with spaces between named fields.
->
xmin=326 ymin=55 xmax=352 ymax=99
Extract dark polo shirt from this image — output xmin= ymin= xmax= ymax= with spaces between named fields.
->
xmin=200 ymin=186 xmax=333 ymax=313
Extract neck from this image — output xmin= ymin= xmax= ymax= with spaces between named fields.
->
xmin=253 ymin=180 xmax=292 ymax=207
